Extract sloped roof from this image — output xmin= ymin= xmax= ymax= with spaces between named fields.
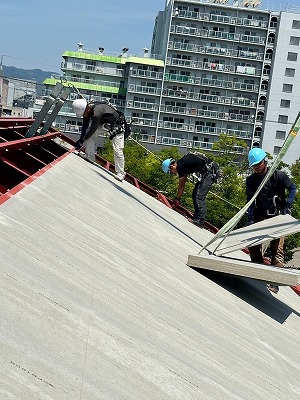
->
xmin=1 ymin=153 xmax=300 ymax=399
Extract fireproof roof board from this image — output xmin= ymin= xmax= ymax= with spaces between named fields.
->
xmin=187 ymin=254 xmax=300 ymax=286
xmin=209 ymin=214 xmax=300 ymax=256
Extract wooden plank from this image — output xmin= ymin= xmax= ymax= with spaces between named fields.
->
xmin=187 ymin=254 xmax=300 ymax=286
xmin=211 ymin=215 xmax=300 ymax=256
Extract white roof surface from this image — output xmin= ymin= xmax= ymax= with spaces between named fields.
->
xmin=1 ymin=154 xmax=299 ymax=400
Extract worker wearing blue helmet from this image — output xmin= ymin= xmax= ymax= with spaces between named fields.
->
xmin=246 ymin=147 xmax=297 ymax=293
xmin=162 ymin=153 xmax=221 ymax=228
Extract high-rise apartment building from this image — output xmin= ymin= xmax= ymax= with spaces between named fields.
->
xmin=40 ymin=0 xmax=300 ymax=164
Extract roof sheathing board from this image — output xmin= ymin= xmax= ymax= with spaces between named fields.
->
xmin=0 ymin=154 xmax=300 ymax=399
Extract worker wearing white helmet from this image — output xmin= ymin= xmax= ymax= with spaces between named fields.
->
xmin=72 ymin=99 xmax=130 ymax=182
xmin=72 ymin=98 xmax=88 ymax=118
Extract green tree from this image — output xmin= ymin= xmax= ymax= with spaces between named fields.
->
xmin=212 ymin=133 xmax=248 ymax=168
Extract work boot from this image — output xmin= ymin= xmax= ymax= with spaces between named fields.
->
xmin=188 ymin=218 xmax=205 ymax=228
xmin=271 ymin=260 xmax=285 ymax=268
xmin=267 ymin=284 xmax=279 ymax=294
xmin=114 ymin=173 xmax=125 ymax=182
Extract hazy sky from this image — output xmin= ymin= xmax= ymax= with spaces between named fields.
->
xmin=0 ymin=0 xmax=299 ymax=72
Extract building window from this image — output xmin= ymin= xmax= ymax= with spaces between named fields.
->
xmin=278 ymin=115 xmax=288 ymax=124
xmin=292 ymin=20 xmax=300 ymax=29
xmin=282 ymin=84 xmax=293 ymax=92
xmin=274 ymin=146 xmax=281 ymax=154
xmin=280 ymin=99 xmax=291 ymax=108
xmin=290 ymin=36 xmax=300 ymax=46
xmin=285 ymin=68 xmax=295 ymax=77
xmin=287 ymin=52 xmax=298 ymax=61
xmin=275 ymin=130 xmax=286 ymax=140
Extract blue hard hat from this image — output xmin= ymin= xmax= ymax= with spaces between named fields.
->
xmin=248 ymin=148 xmax=267 ymax=167
xmin=162 ymin=158 xmax=174 ymax=174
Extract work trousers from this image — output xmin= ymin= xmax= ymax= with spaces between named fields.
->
xmin=111 ymin=133 xmax=125 ymax=177
xmin=84 ymin=130 xmax=99 ymax=162
xmin=248 ymin=236 xmax=285 ymax=267
xmin=192 ymin=174 xmax=213 ymax=222
xmin=85 ymin=132 xmax=125 ymax=177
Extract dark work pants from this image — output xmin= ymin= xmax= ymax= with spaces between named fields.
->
xmin=192 ymin=174 xmax=213 ymax=221
xmin=248 ymin=237 xmax=285 ymax=267
xmin=248 ymin=215 xmax=285 ymax=267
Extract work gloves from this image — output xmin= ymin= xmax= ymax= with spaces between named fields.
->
xmin=245 ymin=208 xmax=255 ymax=226
xmin=282 ymin=202 xmax=291 ymax=215
xmin=75 ymin=139 xmax=84 ymax=150
xmin=244 ymin=219 xmax=255 ymax=227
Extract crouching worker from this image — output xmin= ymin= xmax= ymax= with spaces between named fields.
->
xmin=162 ymin=152 xmax=221 ymax=228
xmin=72 ymin=98 xmax=130 ymax=182
xmin=246 ymin=147 xmax=297 ymax=293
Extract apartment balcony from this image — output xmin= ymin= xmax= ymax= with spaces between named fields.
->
xmin=162 ymin=90 xmax=256 ymax=108
xmin=158 ymin=121 xmax=195 ymax=132
xmin=195 ymin=125 xmax=252 ymax=140
xmin=126 ymin=100 xmax=159 ymax=111
xmin=66 ymin=76 xmax=124 ymax=89
xmin=61 ymin=61 xmax=125 ymax=77
xmin=173 ymin=9 xmax=268 ymax=29
xmin=195 ymin=109 xmax=254 ymax=123
xmin=128 ymin=84 xmax=161 ymax=96
xmin=201 ymin=78 xmax=259 ymax=92
xmin=89 ymin=96 xmax=125 ymax=108
xmin=159 ymin=109 xmax=252 ymax=128
xmin=163 ymin=79 xmax=259 ymax=96
xmin=129 ymin=69 xmax=163 ymax=80
xmin=68 ymin=91 xmax=125 ymax=107
xmin=165 ymin=61 xmax=261 ymax=76
xmin=169 ymin=28 xmax=265 ymax=45
xmin=131 ymin=117 xmax=157 ymax=127
xmin=160 ymin=104 xmax=190 ymax=115
xmin=56 ymin=123 xmax=81 ymax=134
xmin=136 ymin=133 xmax=250 ymax=151
xmin=167 ymin=44 xmax=263 ymax=61
xmin=138 ymin=133 xmax=156 ymax=143
xmin=156 ymin=135 xmax=214 ymax=150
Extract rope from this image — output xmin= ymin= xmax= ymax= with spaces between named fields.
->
xmin=128 ymin=136 xmax=164 ymax=162
xmin=208 ymin=191 xmax=241 ymax=210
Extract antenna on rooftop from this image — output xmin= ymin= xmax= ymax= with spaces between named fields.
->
xmin=77 ymin=42 xmax=84 ymax=52
xmin=121 ymin=48 xmax=129 ymax=58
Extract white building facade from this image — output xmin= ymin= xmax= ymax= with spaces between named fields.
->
xmin=262 ymin=11 xmax=300 ymax=163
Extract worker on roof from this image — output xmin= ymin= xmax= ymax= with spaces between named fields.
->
xmin=246 ymin=147 xmax=297 ymax=294
xmin=72 ymin=98 xmax=130 ymax=182
xmin=162 ymin=152 xmax=221 ymax=229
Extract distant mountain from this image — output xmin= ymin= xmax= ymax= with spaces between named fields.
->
xmin=1 ymin=66 xmax=59 ymax=95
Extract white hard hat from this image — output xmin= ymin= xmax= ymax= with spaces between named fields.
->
xmin=72 ymin=98 xmax=87 ymax=117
